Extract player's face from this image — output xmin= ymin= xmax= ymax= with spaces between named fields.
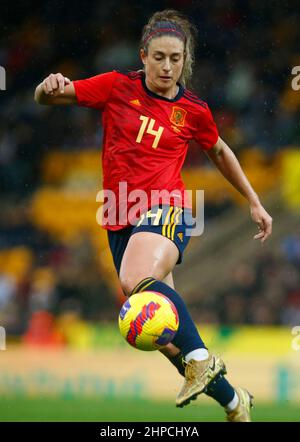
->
xmin=141 ymin=36 xmax=185 ymax=96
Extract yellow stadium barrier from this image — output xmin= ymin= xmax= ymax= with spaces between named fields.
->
xmin=1 ymin=326 xmax=299 ymax=403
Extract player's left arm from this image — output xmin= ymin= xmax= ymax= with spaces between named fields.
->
xmin=206 ymin=136 xmax=273 ymax=243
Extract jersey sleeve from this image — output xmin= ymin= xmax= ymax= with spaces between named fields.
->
xmin=193 ymin=106 xmax=219 ymax=151
xmin=73 ymin=71 xmax=118 ymax=109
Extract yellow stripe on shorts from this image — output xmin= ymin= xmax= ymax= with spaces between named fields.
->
xmin=162 ymin=207 xmax=174 ymax=238
xmin=171 ymin=207 xmax=183 ymax=240
xmin=167 ymin=207 xmax=177 ymax=239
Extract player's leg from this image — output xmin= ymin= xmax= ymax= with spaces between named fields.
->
xmin=160 ymin=273 xmax=191 ymax=363
xmin=163 ymin=346 xmax=253 ymax=421
xmin=107 ymin=229 xmax=179 ymax=358
xmin=119 ymin=231 xmax=207 ymax=354
xmin=159 ymin=272 xmax=180 ymax=357
xmin=162 ymin=271 xmax=174 ymax=289
xmin=108 ymin=228 xmax=252 ymax=419
xmin=160 ymin=271 xmax=252 ymax=420
xmin=119 ymin=230 xmax=226 ymax=407
xmin=108 ymin=208 xmax=249 ymax=415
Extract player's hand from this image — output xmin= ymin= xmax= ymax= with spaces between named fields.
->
xmin=42 ymin=73 xmax=71 ymax=96
xmin=250 ymin=202 xmax=273 ymax=243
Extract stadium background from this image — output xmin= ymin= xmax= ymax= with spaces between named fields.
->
xmin=0 ymin=0 xmax=300 ymax=421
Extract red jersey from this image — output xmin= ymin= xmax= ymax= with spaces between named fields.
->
xmin=73 ymin=71 xmax=218 ymax=230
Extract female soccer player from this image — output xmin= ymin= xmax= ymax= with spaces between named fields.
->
xmin=34 ymin=9 xmax=272 ymax=422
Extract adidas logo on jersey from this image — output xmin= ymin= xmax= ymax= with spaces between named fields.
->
xmin=130 ymin=99 xmax=141 ymax=106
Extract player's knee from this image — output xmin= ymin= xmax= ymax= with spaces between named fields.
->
xmin=119 ymin=274 xmax=155 ymax=297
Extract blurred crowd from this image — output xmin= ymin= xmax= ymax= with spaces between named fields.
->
xmin=190 ymin=232 xmax=300 ymax=325
xmin=0 ymin=0 xmax=300 ymax=335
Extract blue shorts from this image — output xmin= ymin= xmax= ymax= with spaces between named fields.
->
xmin=107 ymin=205 xmax=194 ymax=275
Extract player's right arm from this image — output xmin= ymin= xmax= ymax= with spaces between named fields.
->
xmin=34 ymin=73 xmax=76 ymax=105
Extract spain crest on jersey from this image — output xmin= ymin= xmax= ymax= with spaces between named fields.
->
xmin=170 ymin=106 xmax=187 ymax=127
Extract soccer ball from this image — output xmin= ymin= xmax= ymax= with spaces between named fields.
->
xmin=118 ymin=291 xmax=179 ymax=351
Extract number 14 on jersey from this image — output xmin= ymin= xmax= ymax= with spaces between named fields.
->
xmin=136 ymin=115 xmax=164 ymax=149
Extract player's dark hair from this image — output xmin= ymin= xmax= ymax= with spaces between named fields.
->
xmin=140 ymin=9 xmax=198 ymax=86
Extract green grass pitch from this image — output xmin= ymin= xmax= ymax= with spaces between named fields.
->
xmin=0 ymin=397 xmax=299 ymax=422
